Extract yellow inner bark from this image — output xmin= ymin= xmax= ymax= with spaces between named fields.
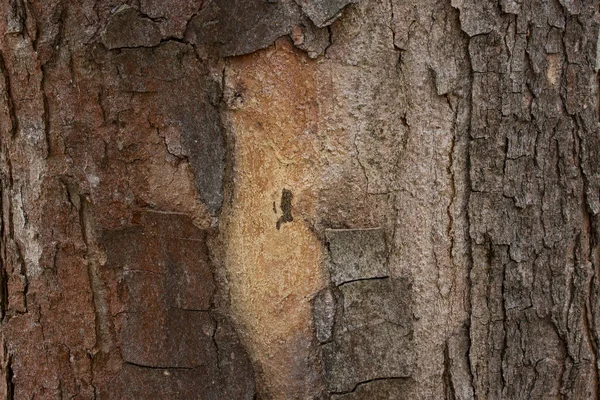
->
xmin=221 ymin=38 xmax=326 ymax=399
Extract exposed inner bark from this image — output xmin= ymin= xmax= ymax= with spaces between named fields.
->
xmin=220 ymin=38 xmax=326 ymax=398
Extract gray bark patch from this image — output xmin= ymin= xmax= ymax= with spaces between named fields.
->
xmin=320 ymin=278 xmax=413 ymax=393
xmin=178 ymin=104 xmax=226 ymax=214
xmin=101 ymin=5 xmax=162 ymax=49
xmin=185 ymin=0 xmax=351 ymax=57
xmin=325 ymin=228 xmax=388 ymax=286
xmin=315 ymin=228 xmax=414 ymax=395
xmin=293 ymin=0 xmax=355 ymax=27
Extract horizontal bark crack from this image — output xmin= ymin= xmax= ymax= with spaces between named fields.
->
xmin=124 ymin=361 xmax=198 ymax=371
xmin=329 ymin=377 xmax=411 ymax=396
xmin=335 ymin=275 xmax=390 ymax=288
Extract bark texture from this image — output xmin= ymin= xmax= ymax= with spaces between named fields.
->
xmin=0 ymin=0 xmax=599 ymax=399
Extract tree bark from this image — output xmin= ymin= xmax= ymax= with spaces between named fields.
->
xmin=0 ymin=0 xmax=598 ymax=399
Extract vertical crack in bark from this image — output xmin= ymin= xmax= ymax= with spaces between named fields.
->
xmin=456 ymin=17 xmax=477 ymax=399
xmin=6 ymin=354 xmax=13 ymax=400
xmin=443 ymin=340 xmax=456 ymax=400
xmin=583 ymin=275 xmax=599 ymax=399
xmin=576 ymin=115 xmax=600 ymax=398
xmin=211 ymin=317 xmax=221 ymax=371
xmin=445 ymin=91 xmax=459 ymax=313
xmin=78 ymin=194 xmax=112 ymax=353
xmin=12 ymin=230 xmax=27 ymax=315
xmin=499 ymin=245 xmax=508 ymax=396
xmin=39 ymin=65 xmax=51 ymax=158
xmin=0 ymin=188 xmax=7 ymax=320
xmin=0 ymin=159 xmax=17 ymax=319
xmin=353 ymin=129 xmax=369 ymax=195
xmin=0 ymin=52 xmax=18 ymax=138
xmin=88 ymin=348 xmax=98 ymax=400
xmin=1 ymin=339 xmax=14 ymax=400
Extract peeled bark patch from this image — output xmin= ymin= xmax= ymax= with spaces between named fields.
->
xmin=221 ymin=38 xmax=326 ymax=398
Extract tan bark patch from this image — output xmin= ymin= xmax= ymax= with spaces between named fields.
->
xmin=221 ymin=38 xmax=326 ymax=399
xmin=546 ymin=53 xmax=560 ymax=87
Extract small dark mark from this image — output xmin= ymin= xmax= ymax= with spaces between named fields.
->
xmin=276 ymin=189 xmax=293 ymax=230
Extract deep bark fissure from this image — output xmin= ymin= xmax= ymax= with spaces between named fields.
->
xmin=40 ymin=65 xmax=51 ymax=158
xmin=123 ymin=361 xmax=196 ymax=371
xmin=0 ymin=52 xmax=17 ymax=138
xmin=443 ymin=340 xmax=456 ymax=400
xmin=78 ymin=193 xmax=113 ymax=353
xmin=5 ymin=353 xmax=13 ymax=400
xmin=329 ymin=376 xmax=411 ymax=396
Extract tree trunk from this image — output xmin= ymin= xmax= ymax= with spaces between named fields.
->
xmin=0 ymin=0 xmax=599 ymax=399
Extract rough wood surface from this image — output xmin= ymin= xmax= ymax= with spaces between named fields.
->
xmin=0 ymin=0 xmax=598 ymax=399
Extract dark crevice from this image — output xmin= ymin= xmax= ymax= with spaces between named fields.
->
xmin=0 ymin=186 xmax=7 ymax=319
xmin=499 ymin=246 xmax=508 ymax=394
xmin=135 ymin=9 xmax=167 ymax=23
xmin=77 ymin=192 xmax=114 ymax=353
xmin=107 ymin=36 xmax=189 ymax=51
xmin=124 ymin=361 xmax=196 ymax=371
xmin=1 ymin=160 xmax=17 ymax=321
xmin=40 ymin=65 xmax=51 ymax=158
xmin=212 ymin=317 xmax=221 ymax=371
xmin=0 ymin=51 xmax=18 ymax=138
xmin=457 ymin=17 xmax=477 ymax=399
xmin=5 ymin=347 xmax=14 ymax=400
xmin=12 ymin=237 xmax=27 ymax=315
xmin=335 ymin=275 xmax=390 ymax=288
xmin=443 ymin=341 xmax=456 ymax=400
xmin=323 ymin=25 xmax=334 ymax=57
xmin=329 ymin=377 xmax=410 ymax=396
